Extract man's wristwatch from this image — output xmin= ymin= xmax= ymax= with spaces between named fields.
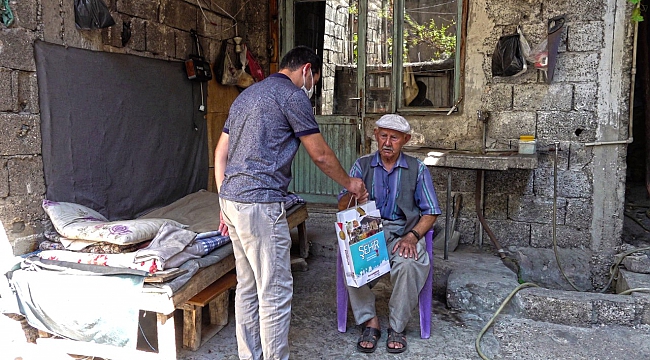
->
xmin=409 ymin=229 xmax=421 ymax=239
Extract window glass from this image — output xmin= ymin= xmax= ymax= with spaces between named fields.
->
xmin=296 ymin=0 xmax=460 ymax=116
xmin=400 ymin=0 xmax=457 ymax=109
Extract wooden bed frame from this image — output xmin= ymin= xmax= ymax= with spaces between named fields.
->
xmin=35 ymin=202 xmax=309 ymax=359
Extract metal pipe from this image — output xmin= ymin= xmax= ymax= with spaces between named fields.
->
xmin=475 ymin=169 xmax=506 ymax=259
xmin=484 ymin=148 xmax=516 ymax=153
xmin=444 ymin=171 xmax=451 ymax=260
xmin=478 ymin=170 xmax=484 ymax=247
xmin=585 ymin=4 xmax=639 ymax=147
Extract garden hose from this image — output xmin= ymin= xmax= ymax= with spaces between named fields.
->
xmin=596 ymin=246 xmax=650 ymax=293
xmin=551 ymin=143 xmax=585 ymax=292
xmin=1 ymin=0 xmax=13 ymax=27
xmin=476 ymin=143 xmax=650 ymax=359
xmin=475 ymin=282 xmax=539 ymax=360
xmin=618 ymin=287 xmax=650 ymax=295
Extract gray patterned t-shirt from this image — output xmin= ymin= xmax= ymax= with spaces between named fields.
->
xmin=219 ymin=73 xmax=320 ymax=203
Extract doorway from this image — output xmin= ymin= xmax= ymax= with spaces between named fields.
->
xmin=623 ymin=18 xmax=650 ymax=247
xmin=286 ymin=0 xmax=362 ymax=204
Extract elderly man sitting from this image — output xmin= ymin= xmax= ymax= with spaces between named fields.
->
xmin=338 ymin=114 xmax=441 ymax=354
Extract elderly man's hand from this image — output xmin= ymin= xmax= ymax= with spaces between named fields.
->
xmin=392 ymin=233 xmax=419 ymax=260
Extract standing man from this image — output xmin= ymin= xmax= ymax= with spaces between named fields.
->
xmin=214 ymin=46 xmax=367 ymax=360
xmin=338 ymin=114 xmax=441 ymax=354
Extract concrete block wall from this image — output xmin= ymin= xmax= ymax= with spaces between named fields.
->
xmin=360 ymin=0 xmax=634 ymax=288
xmin=0 ymin=0 xmax=269 ymax=254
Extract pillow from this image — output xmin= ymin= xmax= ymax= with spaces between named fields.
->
xmin=42 ymin=200 xmax=187 ymax=245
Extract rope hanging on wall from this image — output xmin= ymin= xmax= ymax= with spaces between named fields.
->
xmin=1 ymin=0 xmax=14 ymax=27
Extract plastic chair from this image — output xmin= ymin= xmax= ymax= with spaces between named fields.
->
xmin=336 ymin=228 xmax=434 ymax=339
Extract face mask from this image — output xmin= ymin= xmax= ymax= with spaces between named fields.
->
xmin=301 ymin=67 xmax=314 ymax=99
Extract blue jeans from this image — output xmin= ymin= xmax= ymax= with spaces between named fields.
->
xmin=219 ymin=199 xmax=292 ymax=360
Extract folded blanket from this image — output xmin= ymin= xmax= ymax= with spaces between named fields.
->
xmin=165 ymin=232 xmax=230 ymax=268
xmin=38 ymin=250 xmax=158 ymax=273
xmin=133 ymin=222 xmax=197 ymax=270
xmin=285 ymin=192 xmax=305 ymax=209
xmin=196 ymin=233 xmax=231 ymax=255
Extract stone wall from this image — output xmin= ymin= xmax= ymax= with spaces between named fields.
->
xmin=0 ymin=0 xmax=268 ymax=254
xmin=361 ymin=0 xmax=634 ymax=288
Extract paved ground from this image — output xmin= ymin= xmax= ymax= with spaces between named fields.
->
xmin=4 ymin=183 xmax=650 ymax=359
xmin=176 ymin=254 xmax=489 ymax=360
xmin=175 ymin=254 xmax=650 ymax=360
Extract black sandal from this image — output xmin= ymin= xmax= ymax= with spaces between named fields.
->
xmin=386 ymin=328 xmax=407 ymax=354
xmin=356 ymin=326 xmax=381 ymax=353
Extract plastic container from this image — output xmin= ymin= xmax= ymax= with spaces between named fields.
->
xmin=518 ymin=135 xmax=536 ymax=154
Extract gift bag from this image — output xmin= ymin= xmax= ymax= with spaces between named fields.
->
xmin=336 ymin=201 xmax=390 ymax=288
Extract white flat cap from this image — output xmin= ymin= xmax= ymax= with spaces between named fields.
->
xmin=375 ymin=114 xmax=411 ymax=134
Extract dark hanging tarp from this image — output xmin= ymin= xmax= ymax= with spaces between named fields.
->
xmin=35 ymin=40 xmax=208 ymax=220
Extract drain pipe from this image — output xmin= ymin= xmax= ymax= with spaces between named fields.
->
xmin=585 ymin=6 xmax=639 ymax=147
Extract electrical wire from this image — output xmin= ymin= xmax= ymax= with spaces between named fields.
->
xmin=552 ymin=142 xmax=584 ymax=292
xmin=139 ymin=317 xmax=156 ymax=352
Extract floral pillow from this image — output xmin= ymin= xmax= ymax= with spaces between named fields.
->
xmin=42 ymin=200 xmax=187 ymax=245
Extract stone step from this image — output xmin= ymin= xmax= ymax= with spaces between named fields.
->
xmin=512 ymin=286 xmax=649 ymax=327
xmin=617 ymin=268 xmax=650 ymax=296
xmin=483 ymin=317 xmax=650 ymax=359
xmin=444 ymin=249 xmax=650 ymax=328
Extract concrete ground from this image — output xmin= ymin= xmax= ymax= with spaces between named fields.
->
xmin=5 ymin=195 xmax=650 ymax=359
xmin=176 ymin=252 xmax=650 ymax=360
xmin=173 ymin=201 xmax=650 ymax=360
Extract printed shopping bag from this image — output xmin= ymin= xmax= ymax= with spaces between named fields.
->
xmin=336 ymin=201 xmax=391 ymax=288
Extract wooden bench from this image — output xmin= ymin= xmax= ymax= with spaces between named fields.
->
xmin=287 ymin=203 xmax=309 ymax=258
xmin=181 ymin=272 xmax=237 ymax=351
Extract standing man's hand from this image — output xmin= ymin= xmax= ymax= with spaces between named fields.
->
xmin=347 ymin=178 xmax=368 ymax=204
xmin=219 ymin=211 xmax=229 ymax=236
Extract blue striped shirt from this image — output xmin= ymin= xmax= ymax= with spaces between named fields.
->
xmin=339 ymin=152 xmax=441 ymax=220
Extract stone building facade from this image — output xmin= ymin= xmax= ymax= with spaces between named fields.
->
xmin=0 ymin=0 xmax=637 ymax=288
xmin=397 ymin=0 xmax=634 ymax=289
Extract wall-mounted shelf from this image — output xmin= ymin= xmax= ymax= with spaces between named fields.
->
xmin=404 ymin=149 xmax=538 ymax=170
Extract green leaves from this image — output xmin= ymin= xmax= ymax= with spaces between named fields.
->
xmin=631 ymin=7 xmax=644 ymax=22
xmin=629 ymin=0 xmax=644 ymax=22
xmin=404 ymin=14 xmax=456 ymax=60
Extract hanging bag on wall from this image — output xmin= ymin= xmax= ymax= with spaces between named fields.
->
xmin=491 ymin=27 xmax=527 ymax=77
xmin=74 ymin=0 xmax=115 ymax=30
xmin=214 ymin=40 xmax=228 ymax=84
xmin=215 ymin=39 xmax=242 ymax=86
